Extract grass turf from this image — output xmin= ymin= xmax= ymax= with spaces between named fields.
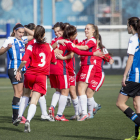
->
xmin=0 ymin=75 xmax=135 ymax=140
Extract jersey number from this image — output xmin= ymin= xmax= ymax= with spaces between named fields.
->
xmin=38 ymin=53 xmax=46 ymax=67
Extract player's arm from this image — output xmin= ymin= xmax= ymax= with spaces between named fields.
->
xmin=52 ymin=39 xmax=67 ymax=49
xmin=0 ymin=44 xmax=12 ymax=55
xmin=24 ymin=27 xmax=34 ymax=41
xmin=56 ymin=52 xmax=74 ymax=60
xmin=122 ymin=54 xmax=134 ymax=86
xmin=75 ymin=45 xmax=89 ymax=50
xmin=51 ymin=50 xmax=57 ymax=65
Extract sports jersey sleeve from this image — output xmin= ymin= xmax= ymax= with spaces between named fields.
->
xmin=2 ymin=38 xmax=11 ymax=48
xmin=22 ymin=36 xmax=28 ymax=44
xmin=51 ymin=50 xmax=56 ymax=63
xmin=86 ymin=39 xmax=96 ymax=49
xmin=102 ymin=48 xmax=112 ymax=62
xmin=67 ymin=43 xmax=93 ymax=56
xmin=22 ymin=45 xmax=32 ymax=61
xmin=127 ymin=37 xmax=138 ymax=55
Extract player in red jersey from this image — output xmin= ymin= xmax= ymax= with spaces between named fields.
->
xmin=74 ymin=23 xmax=99 ymax=121
xmin=53 ymin=25 xmax=102 ymax=121
xmin=13 ymin=25 xmax=56 ymax=132
xmin=86 ymin=34 xmax=114 ymax=119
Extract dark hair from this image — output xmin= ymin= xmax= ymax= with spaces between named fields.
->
xmin=87 ymin=23 xmax=99 ymax=40
xmin=26 ymin=23 xmax=36 ymax=30
xmin=63 ymin=25 xmax=77 ymax=39
xmin=11 ymin=24 xmax=24 ymax=37
xmin=128 ymin=17 xmax=140 ymax=39
xmin=52 ymin=22 xmax=66 ymax=31
xmin=34 ymin=25 xmax=45 ymax=43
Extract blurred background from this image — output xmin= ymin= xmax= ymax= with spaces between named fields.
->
xmin=0 ymin=0 xmax=140 ymax=77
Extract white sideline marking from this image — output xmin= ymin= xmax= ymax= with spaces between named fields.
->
xmin=0 ymin=84 xmax=121 ymax=89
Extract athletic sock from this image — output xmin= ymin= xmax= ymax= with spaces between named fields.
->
xmin=124 ymin=107 xmax=140 ymax=126
xmin=93 ymin=97 xmax=97 ymax=107
xmin=50 ymin=91 xmax=61 ymax=108
xmin=27 ymin=104 xmax=36 ymax=122
xmin=38 ymin=95 xmax=48 ymax=116
xmin=18 ymin=96 xmax=29 ymax=117
xmin=79 ymin=95 xmax=87 ymax=115
xmin=12 ymin=96 xmax=20 ymax=121
xmin=78 ymin=96 xmax=82 ymax=115
xmin=87 ymin=97 xmax=94 ymax=115
xmin=57 ymin=95 xmax=67 ymax=116
xmin=72 ymin=97 xmax=79 ymax=115
xmin=135 ymin=113 xmax=140 ymax=137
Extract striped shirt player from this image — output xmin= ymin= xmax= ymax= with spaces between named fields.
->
xmin=120 ymin=33 xmax=140 ymax=97
xmin=76 ymin=36 xmax=97 ymax=83
xmin=1 ymin=36 xmax=28 ymax=84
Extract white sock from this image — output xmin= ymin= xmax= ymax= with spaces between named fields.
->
xmin=78 ymin=96 xmax=82 ymax=115
xmin=79 ymin=95 xmax=87 ymax=115
xmin=57 ymin=95 xmax=67 ymax=116
xmin=93 ymin=97 xmax=97 ymax=107
xmin=27 ymin=104 xmax=36 ymax=122
xmin=51 ymin=91 xmax=61 ymax=108
xmin=67 ymin=93 xmax=71 ymax=100
xmin=38 ymin=95 xmax=48 ymax=116
xmin=19 ymin=96 xmax=29 ymax=117
xmin=72 ymin=97 xmax=79 ymax=115
xmin=87 ymin=97 xmax=94 ymax=115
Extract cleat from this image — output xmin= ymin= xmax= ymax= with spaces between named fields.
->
xmin=69 ymin=115 xmax=80 ymax=121
xmin=48 ymin=107 xmax=55 ymax=119
xmin=125 ymin=135 xmax=137 ymax=140
xmin=24 ymin=120 xmax=31 ymax=133
xmin=20 ymin=120 xmax=26 ymax=124
xmin=93 ymin=104 xmax=101 ymax=115
xmin=55 ymin=115 xmax=69 ymax=121
xmin=22 ymin=116 xmax=27 ymax=122
xmin=87 ymin=113 xmax=94 ymax=119
xmin=78 ymin=114 xmax=88 ymax=121
xmin=41 ymin=115 xmax=55 ymax=121
xmin=66 ymin=98 xmax=71 ymax=107
xmin=13 ymin=117 xmax=22 ymax=126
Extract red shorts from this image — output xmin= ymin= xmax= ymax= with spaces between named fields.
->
xmin=69 ymin=75 xmax=76 ymax=86
xmin=76 ymin=65 xmax=96 ymax=83
xmin=88 ymin=72 xmax=105 ymax=91
xmin=24 ymin=73 xmax=47 ymax=96
xmin=49 ymin=74 xmax=70 ymax=89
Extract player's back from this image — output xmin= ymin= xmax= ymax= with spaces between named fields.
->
xmin=26 ymin=43 xmax=55 ymax=75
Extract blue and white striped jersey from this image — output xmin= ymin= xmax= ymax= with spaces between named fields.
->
xmin=2 ymin=36 xmax=28 ymax=71
xmin=126 ymin=33 xmax=140 ymax=83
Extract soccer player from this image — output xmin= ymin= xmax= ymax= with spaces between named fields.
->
xmin=0 ymin=24 xmax=34 ymax=123
xmin=75 ymin=23 xmax=99 ymax=121
xmin=86 ymin=34 xmax=114 ymax=119
xmin=25 ymin=23 xmax=50 ymax=121
xmin=13 ymin=25 xmax=56 ymax=132
xmin=116 ymin=17 xmax=140 ymax=140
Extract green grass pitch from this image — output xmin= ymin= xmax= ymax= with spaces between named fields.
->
xmin=0 ymin=75 xmax=135 ymax=140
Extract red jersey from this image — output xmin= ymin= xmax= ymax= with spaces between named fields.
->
xmin=78 ymin=37 xmax=97 ymax=66
xmin=22 ymin=43 xmax=56 ymax=75
xmin=25 ymin=39 xmax=36 ymax=69
xmin=94 ymin=48 xmax=112 ymax=73
xmin=51 ymin=37 xmax=58 ymax=46
xmin=50 ymin=38 xmax=94 ymax=75
xmin=67 ymin=39 xmax=79 ymax=76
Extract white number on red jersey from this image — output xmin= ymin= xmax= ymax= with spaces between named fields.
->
xmin=38 ymin=53 xmax=46 ymax=67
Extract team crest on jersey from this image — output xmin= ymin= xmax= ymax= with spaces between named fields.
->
xmin=91 ymin=80 xmax=98 ymax=87
xmin=80 ymin=73 xmax=86 ymax=79
xmin=72 ymin=43 xmax=75 ymax=47
xmin=129 ymin=40 xmax=132 ymax=43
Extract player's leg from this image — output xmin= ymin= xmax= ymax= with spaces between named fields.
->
xmin=69 ymin=85 xmax=79 ymax=120
xmin=86 ymin=88 xmax=95 ymax=119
